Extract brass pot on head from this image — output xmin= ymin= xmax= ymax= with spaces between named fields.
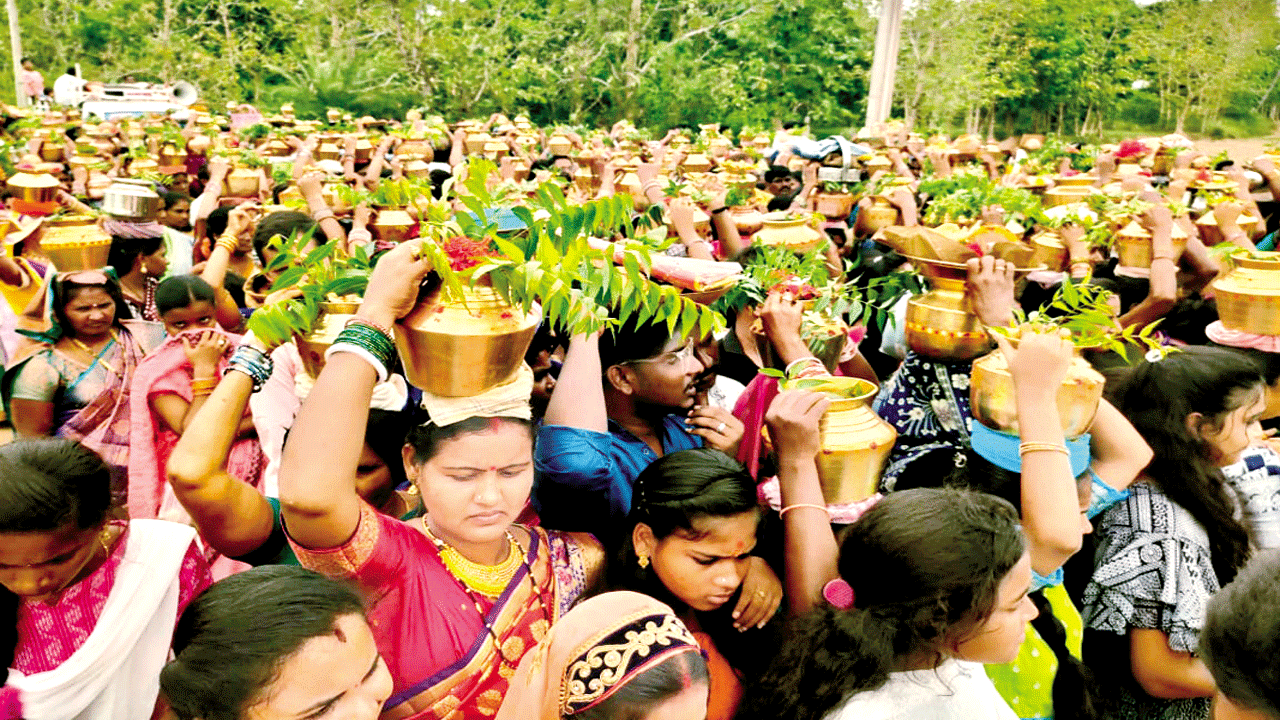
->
xmin=970 ymin=340 xmax=1105 ymax=437
xmin=782 ymin=377 xmax=896 ymax=505
xmin=395 ymin=277 xmax=540 ymax=396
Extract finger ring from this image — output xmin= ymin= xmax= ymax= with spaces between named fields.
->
xmin=717 ymin=421 xmax=726 ymax=433
xmin=756 ymin=590 xmax=766 ymax=597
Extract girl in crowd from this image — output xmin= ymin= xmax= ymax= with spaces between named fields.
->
xmin=0 ymin=438 xmax=210 ymax=720
xmin=3 ymin=271 xmax=162 ymax=476
xmin=742 ymin=387 xmax=1036 ymax=719
xmin=279 ymin=240 xmax=605 ymax=718
xmin=1085 ymin=346 xmax=1263 ymax=720
xmin=107 ymin=234 xmax=167 ymax=321
xmin=161 ymin=565 xmax=393 ymax=720
xmin=612 ymin=448 xmax=783 ymax=720
xmin=126 ymin=275 xmax=263 ymax=526
xmin=163 ymin=331 xmax=417 ymax=567
xmin=497 ymin=591 xmax=710 ymax=720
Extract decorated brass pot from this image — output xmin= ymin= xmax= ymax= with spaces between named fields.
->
xmin=295 ymin=301 xmax=362 ymax=378
xmin=465 ymin=132 xmax=491 ymax=154
xmin=354 ymin=138 xmax=374 ymax=163
xmin=1231 ymin=250 xmax=1280 ymax=271
xmin=42 ymin=215 xmax=112 ymax=271
xmin=680 ymin=153 xmax=713 ymax=173
xmin=813 ymin=192 xmax=855 ymax=220
xmin=1214 ymin=266 xmax=1280 ymax=335
xmin=970 ymin=344 xmax=1105 ymax=436
xmin=905 ymin=275 xmax=990 ymax=361
xmin=754 ymin=212 xmax=826 ymax=253
xmin=1029 ymin=232 xmax=1068 ymax=272
xmin=395 ymin=278 xmax=541 ymax=396
xmin=782 ymin=376 xmax=896 ymax=505
xmin=1114 ymin=220 xmax=1188 ymax=268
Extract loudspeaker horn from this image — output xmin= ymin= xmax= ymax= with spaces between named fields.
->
xmin=171 ymin=81 xmax=198 ymax=107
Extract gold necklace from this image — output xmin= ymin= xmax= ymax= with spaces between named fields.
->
xmin=69 ymin=330 xmax=120 ymax=375
xmin=422 ymin=521 xmax=522 ymax=597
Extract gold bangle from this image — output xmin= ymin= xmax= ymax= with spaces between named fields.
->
xmin=215 ymin=235 xmax=238 ymax=254
xmin=1018 ymin=442 xmax=1069 ymax=457
xmin=779 ymin=503 xmax=831 ymax=519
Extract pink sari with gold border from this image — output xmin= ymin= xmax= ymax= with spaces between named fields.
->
xmin=290 ymin=504 xmax=604 ymax=720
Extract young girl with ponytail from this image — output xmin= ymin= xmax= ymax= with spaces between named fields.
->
xmin=739 ymin=389 xmax=1037 ymax=720
xmin=1086 ymin=346 xmax=1263 ymax=720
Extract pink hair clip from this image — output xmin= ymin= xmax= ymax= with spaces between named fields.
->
xmin=822 ymin=578 xmax=855 ymax=610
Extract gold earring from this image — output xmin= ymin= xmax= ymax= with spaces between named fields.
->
xmin=637 ymin=554 xmax=649 ymax=569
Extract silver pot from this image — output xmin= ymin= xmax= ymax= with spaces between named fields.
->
xmin=100 ymin=179 xmax=162 ymax=220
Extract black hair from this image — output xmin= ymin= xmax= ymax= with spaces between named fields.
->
xmin=65 ymin=66 xmax=76 ymax=76
xmin=158 ymin=189 xmax=191 ymax=211
xmin=614 ymin=448 xmax=763 ymax=582
xmin=19 ymin=57 xmax=29 ymax=64
xmin=1105 ymin=345 xmax=1259 ymax=585
xmin=1202 ymin=550 xmax=1280 ymax=720
xmin=763 ymin=165 xmax=794 ymax=183
xmin=361 ymin=408 xmax=415 ymax=507
xmin=739 ymin=488 xmax=1026 ymax=720
xmin=205 ymin=205 xmax=232 ymax=241
xmin=939 ymin=453 xmax=1101 ymax=720
xmin=598 ymin=316 xmax=673 ymax=372
xmin=0 ymin=440 xmax=114 ymax=684
xmin=161 ymin=566 xmax=367 ymax=720
xmin=50 ymin=273 xmax=131 ymax=334
xmin=106 ymin=234 xmax=165 ymax=277
xmin=252 ymin=211 xmax=316 ymax=265
xmin=155 ymin=274 xmax=216 ymax=316
xmin=576 ymin=648 xmax=710 ymax=720
xmin=612 ymin=448 xmax=774 ymax=679
xmin=405 ymin=415 xmax=534 ymax=465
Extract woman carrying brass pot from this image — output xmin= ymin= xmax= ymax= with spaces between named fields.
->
xmin=278 ymin=240 xmax=605 ymax=719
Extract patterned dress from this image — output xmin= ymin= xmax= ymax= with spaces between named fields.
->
xmin=1081 ymin=482 xmax=1216 ymax=720
xmin=872 ymin=351 xmax=975 ymax=490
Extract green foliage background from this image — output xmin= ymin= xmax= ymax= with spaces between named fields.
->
xmin=5 ymin=0 xmax=1280 ymax=137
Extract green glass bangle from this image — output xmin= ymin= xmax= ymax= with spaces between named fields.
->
xmin=333 ymin=326 xmax=395 ymax=367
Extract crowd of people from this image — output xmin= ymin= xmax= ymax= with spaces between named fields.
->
xmin=0 ymin=104 xmax=1279 ymax=720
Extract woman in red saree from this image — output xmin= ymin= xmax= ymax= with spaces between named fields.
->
xmin=279 ymin=241 xmax=605 ymax=720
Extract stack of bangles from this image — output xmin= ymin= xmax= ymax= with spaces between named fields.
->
xmin=1018 ymin=441 xmax=1069 ymax=457
xmin=784 ymin=357 xmax=829 ymax=381
xmin=215 ymin=234 xmax=239 ymax=255
xmin=324 ymin=318 xmax=396 ymax=383
xmin=190 ymin=377 xmax=219 ymax=397
xmin=224 ymin=345 xmax=275 ymax=392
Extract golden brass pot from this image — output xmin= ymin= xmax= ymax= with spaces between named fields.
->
xmin=1029 ymin=232 xmax=1068 ymax=271
xmin=1054 ymin=174 xmax=1095 ymax=187
xmin=970 ymin=346 xmax=1105 ymax=436
xmin=315 ymin=142 xmax=341 ymax=162
xmin=395 ymin=279 xmax=540 ymax=396
xmin=547 ymin=135 xmax=572 ymax=156
xmin=861 ymin=196 xmax=899 ymax=232
xmin=294 ymin=301 xmax=361 ymax=378
xmin=754 ymin=213 xmax=826 ymax=253
xmin=354 ymin=138 xmax=374 ymax=163
xmin=681 ymin=153 xmax=713 ymax=173
xmin=42 ymin=216 xmax=112 ymax=271
xmin=1232 ymin=250 xmax=1280 ymax=270
xmin=371 ymin=208 xmax=416 ymax=242
xmin=1043 ymin=185 xmax=1094 ymax=208
xmin=905 ymin=276 xmax=990 ymax=361
xmin=6 ymin=171 xmax=59 ymax=204
xmin=1114 ymin=221 xmax=1187 ymax=268
xmin=1215 ymin=267 xmax=1280 ymax=335
xmin=814 ymin=192 xmax=855 ymax=220
xmin=782 ymin=377 xmax=896 ymax=505
xmin=465 ymin=132 xmax=491 ymax=154
xmin=225 ymin=166 xmax=260 ymax=197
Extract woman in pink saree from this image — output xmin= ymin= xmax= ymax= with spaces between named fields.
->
xmin=0 ymin=439 xmax=211 ymax=720
xmin=279 ymin=242 xmax=605 ymax=719
xmin=2 ymin=271 xmax=163 ymax=492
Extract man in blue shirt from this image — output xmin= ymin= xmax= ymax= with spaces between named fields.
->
xmin=534 ymin=317 xmax=743 ymax=540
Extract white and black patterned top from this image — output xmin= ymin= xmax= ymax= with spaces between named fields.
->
xmin=1082 ymin=482 xmax=1216 ymax=720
